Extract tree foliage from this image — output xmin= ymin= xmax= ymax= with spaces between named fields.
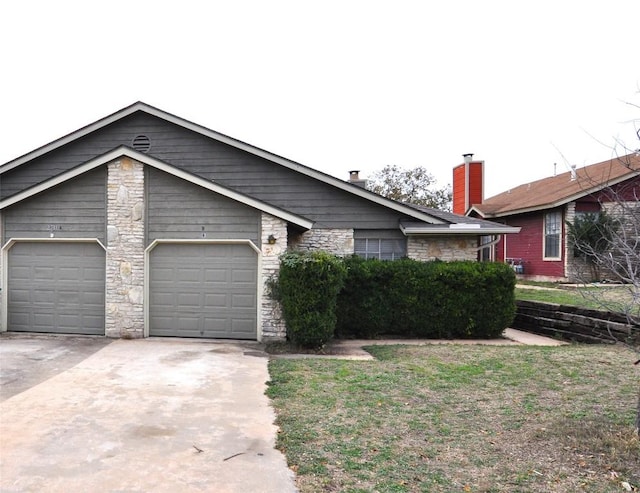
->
xmin=366 ymin=165 xmax=452 ymax=210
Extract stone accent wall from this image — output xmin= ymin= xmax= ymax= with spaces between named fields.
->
xmin=260 ymin=213 xmax=288 ymax=341
xmin=407 ymin=236 xmax=478 ymax=261
xmin=289 ymin=228 xmax=354 ymax=256
xmin=105 ymin=157 xmax=145 ymax=338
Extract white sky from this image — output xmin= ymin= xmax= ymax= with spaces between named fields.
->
xmin=1 ymin=0 xmax=639 ymax=198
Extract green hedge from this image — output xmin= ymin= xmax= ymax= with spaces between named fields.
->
xmin=336 ymin=258 xmax=516 ymax=339
xmin=273 ymin=253 xmax=516 ymax=348
xmin=272 ymin=251 xmax=347 ymax=348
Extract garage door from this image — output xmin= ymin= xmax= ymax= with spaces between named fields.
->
xmin=149 ymin=243 xmax=258 ymax=339
xmin=7 ymin=242 xmax=105 ymax=335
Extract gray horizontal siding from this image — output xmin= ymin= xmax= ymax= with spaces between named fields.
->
xmin=3 ymin=167 xmax=106 ymax=243
xmin=147 ymin=167 xmax=260 ymax=245
xmin=3 ymin=112 xmax=409 ymax=229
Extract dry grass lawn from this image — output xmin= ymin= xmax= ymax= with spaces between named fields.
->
xmin=267 ymin=344 xmax=640 ymax=492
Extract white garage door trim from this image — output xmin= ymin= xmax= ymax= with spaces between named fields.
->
xmin=144 ymin=239 xmax=262 ymax=340
xmin=1 ymin=238 xmax=106 ymax=333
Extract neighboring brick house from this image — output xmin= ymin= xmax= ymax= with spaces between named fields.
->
xmin=0 ymin=102 xmax=518 ymax=341
xmin=462 ymin=153 xmax=640 ymax=282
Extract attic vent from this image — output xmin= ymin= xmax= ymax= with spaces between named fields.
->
xmin=132 ymin=135 xmax=151 ymax=153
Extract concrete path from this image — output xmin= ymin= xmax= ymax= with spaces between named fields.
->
xmin=274 ymin=328 xmax=567 ymax=361
xmin=0 ymin=337 xmax=297 ymax=493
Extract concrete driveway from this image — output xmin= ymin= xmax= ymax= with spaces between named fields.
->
xmin=0 ymin=335 xmax=297 ymax=493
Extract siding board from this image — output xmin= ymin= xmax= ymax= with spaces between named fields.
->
xmin=3 ymin=167 xmax=106 ymax=243
xmin=147 ymin=167 xmax=261 ymax=245
xmin=3 ymin=112 xmax=409 ymax=230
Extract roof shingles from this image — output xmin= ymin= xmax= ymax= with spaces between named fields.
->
xmin=472 ymin=153 xmax=640 ymax=217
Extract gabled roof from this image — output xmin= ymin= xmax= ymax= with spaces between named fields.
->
xmin=0 ymin=146 xmax=314 ymax=230
xmin=0 ymin=101 xmax=451 ymax=227
xmin=470 ymin=153 xmax=640 ymax=218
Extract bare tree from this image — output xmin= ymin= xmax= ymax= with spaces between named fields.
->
xmin=568 ymin=148 xmax=640 ymax=434
xmin=366 ymin=165 xmax=452 ymax=210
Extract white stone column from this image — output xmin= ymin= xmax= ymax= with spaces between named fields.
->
xmin=105 ymin=157 xmax=145 ymax=338
xmin=260 ymin=213 xmax=288 ymax=340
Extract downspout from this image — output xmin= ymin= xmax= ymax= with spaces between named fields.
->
xmin=474 ymin=235 xmax=500 ymax=250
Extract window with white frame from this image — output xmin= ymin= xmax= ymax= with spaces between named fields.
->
xmin=354 ymin=238 xmax=407 ymax=260
xmin=544 ymin=211 xmax=562 ymax=259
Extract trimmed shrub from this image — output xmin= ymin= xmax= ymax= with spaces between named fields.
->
xmin=274 ymin=251 xmax=347 ymax=348
xmin=336 ymin=258 xmax=516 ymax=339
xmin=335 ymin=256 xmax=392 ymax=338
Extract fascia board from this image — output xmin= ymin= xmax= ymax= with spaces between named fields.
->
xmin=400 ymin=224 xmax=521 ymax=235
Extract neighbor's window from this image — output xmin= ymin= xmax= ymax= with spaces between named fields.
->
xmin=354 ymin=238 xmax=406 ymax=260
xmin=479 ymin=235 xmax=494 ymax=262
xmin=544 ymin=211 xmax=562 ymax=259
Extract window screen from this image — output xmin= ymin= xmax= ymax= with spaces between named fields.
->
xmin=354 ymin=238 xmax=406 ymax=260
xmin=544 ymin=211 xmax=562 ymax=259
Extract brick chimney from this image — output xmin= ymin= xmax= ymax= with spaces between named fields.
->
xmin=348 ymin=170 xmax=368 ymax=188
xmin=452 ymin=154 xmax=484 ymax=215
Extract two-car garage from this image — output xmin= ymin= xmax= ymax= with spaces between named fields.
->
xmin=4 ymin=241 xmax=259 ymax=340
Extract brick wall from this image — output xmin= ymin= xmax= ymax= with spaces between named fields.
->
xmin=105 ymin=157 xmax=145 ymax=338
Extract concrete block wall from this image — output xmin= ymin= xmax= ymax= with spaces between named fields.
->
xmin=407 ymin=236 xmax=477 ymax=261
xmin=105 ymin=157 xmax=145 ymax=338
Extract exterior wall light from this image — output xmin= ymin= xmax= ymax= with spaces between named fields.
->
xmin=267 ymin=234 xmax=277 ymax=244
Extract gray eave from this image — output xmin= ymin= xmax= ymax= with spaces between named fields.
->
xmin=400 ymin=221 xmax=521 ymax=235
xmin=0 ymin=146 xmax=314 ymax=231
xmin=0 ymin=102 xmax=448 ymax=226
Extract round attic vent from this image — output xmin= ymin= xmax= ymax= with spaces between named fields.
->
xmin=132 ymin=135 xmax=151 ymax=153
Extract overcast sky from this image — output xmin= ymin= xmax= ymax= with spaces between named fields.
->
xmin=2 ymin=1 xmax=639 ymax=198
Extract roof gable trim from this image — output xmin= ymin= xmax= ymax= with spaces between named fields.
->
xmin=0 ymin=146 xmax=314 ymax=230
xmin=0 ymin=102 xmax=448 ymax=225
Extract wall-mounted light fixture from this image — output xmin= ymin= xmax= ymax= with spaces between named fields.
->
xmin=267 ymin=234 xmax=277 ymax=244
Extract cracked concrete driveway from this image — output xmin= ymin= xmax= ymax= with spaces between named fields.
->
xmin=0 ymin=335 xmax=297 ymax=493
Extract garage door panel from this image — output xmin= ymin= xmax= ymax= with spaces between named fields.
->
xmin=231 ymin=319 xmax=255 ymax=335
xmin=149 ymin=243 xmax=257 ymax=339
xmin=204 ymin=293 xmax=227 ymax=307
xmin=232 ymin=294 xmax=255 ymax=308
xmin=177 ymin=293 xmax=202 ymax=306
xmin=8 ymin=242 xmax=105 ymax=335
xmin=204 ymin=268 xmax=227 ymax=282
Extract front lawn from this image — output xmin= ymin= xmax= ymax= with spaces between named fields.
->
xmin=267 ymin=345 xmax=640 ymax=492
xmin=516 ymin=285 xmax=635 ymax=313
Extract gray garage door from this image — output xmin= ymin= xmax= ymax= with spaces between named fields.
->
xmin=149 ymin=243 xmax=258 ymax=339
xmin=7 ymin=242 xmax=105 ymax=335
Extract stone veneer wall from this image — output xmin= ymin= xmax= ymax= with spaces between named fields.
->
xmin=260 ymin=213 xmax=288 ymax=341
xmin=289 ymin=228 xmax=354 ymax=256
xmin=105 ymin=157 xmax=145 ymax=338
xmin=407 ymin=236 xmax=477 ymax=261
